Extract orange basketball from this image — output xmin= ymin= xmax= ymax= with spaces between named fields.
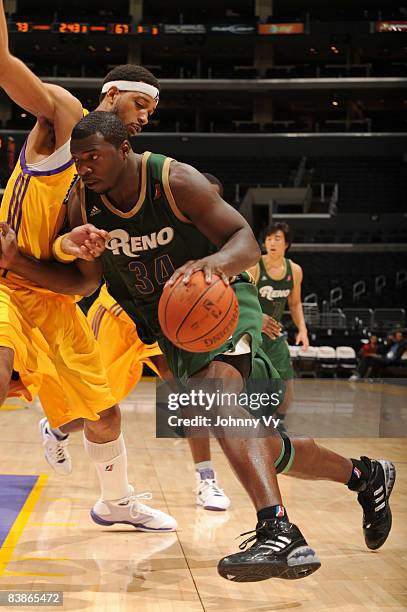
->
xmin=158 ymin=271 xmax=239 ymax=352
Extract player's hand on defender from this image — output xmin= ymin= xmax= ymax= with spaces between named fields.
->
xmin=262 ymin=313 xmax=281 ymax=339
xmin=61 ymin=225 xmax=109 ymax=261
xmin=295 ymin=329 xmax=309 ymax=351
xmin=0 ymin=222 xmax=19 ymax=268
xmin=167 ymin=255 xmax=229 ymax=287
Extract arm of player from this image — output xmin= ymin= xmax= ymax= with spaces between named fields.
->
xmin=0 ymin=3 xmax=82 ymax=129
xmin=287 ymin=262 xmax=309 ymax=350
xmin=56 ymin=180 xmax=109 ymax=260
xmin=167 ymin=162 xmax=261 ymax=284
xmin=246 ymin=262 xmax=260 ymax=284
xmin=261 ymin=314 xmax=282 ymax=339
xmin=0 ymin=223 xmax=103 ymax=296
xmin=0 ymin=185 xmax=104 ymax=296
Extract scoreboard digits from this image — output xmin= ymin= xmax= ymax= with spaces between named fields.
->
xmin=58 ymin=23 xmax=88 ymax=34
xmin=16 ymin=21 xmax=30 ymax=33
xmin=9 ymin=21 xmax=135 ymax=35
xmin=108 ymin=23 xmax=130 ymax=34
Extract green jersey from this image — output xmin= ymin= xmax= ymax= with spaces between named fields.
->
xmin=80 ymin=152 xmax=215 ymax=344
xmin=256 ymin=257 xmax=294 ymax=323
xmin=78 ymin=151 xmax=281 ymax=384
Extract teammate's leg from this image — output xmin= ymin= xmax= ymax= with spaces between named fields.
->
xmin=188 ymin=437 xmax=211 ymax=464
xmin=189 ymin=437 xmax=231 ymax=511
xmin=263 ymin=337 xmax=294 ymax=432
xmin=0 ymin=346 xmax=13 ymax=405
xmin=274 ymin=378 xmax=293 ymax=432
xmin=151 ymin=353 xmax=230 ymax=511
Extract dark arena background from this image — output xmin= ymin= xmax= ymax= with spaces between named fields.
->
xmin=0 ymin=1 xmax=406 ymax=610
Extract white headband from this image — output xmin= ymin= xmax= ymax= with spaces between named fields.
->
xmin=101 ymin=80 xmax=159 ymax=105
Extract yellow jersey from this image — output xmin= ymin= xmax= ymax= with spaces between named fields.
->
xmin=97 ymin=283 xmax=125 ymax=315
xmin=0 ymin=139 xmax=76 ymax=294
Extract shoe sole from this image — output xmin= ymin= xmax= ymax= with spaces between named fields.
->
xmin=366 ymin=460 xmax=396 ymax=551
xmin=38 ymin=419 xmax=72 ymax=475
xmin=203 ymin=506 xmax=229 ymax=511
xmin=218 ymin=546 xmax=321 ymax=582
xmin=196 ymin=499 xmax=229 ymax=511
xmin=380 ymin=460 xmax=396 ymax=499
xmin=90 ymin=510 xmax=176 ymax=532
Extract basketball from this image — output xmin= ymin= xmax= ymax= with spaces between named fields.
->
xmin=158 ymin=271 xmax=239 ymax=352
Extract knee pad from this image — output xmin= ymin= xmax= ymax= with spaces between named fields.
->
xmin=274 ymin=432 xmax=295 ymax=475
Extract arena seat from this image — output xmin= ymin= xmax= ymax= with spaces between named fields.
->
xmin=288 ymin=345 xmax=300 ymax=359
xmin=336 ymin=346 xmax=357 ymax=377
xmin=297 ymin=346 xmax=318 ymax=378
xmin=317 ymin=346 xmax=337 ymax=377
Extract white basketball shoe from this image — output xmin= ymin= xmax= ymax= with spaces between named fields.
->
xmin=91 ymin=487 xmax=177 ymax=532
xmin=196 ymin=469 xmax=231 ymax=511
xmin=39 ymin=417 xmax=72 ymax=475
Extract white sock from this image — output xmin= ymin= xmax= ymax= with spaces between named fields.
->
xmin=83 ymin=433 xmax=131 ymax=502
xmin=50 ymin=426 xmax=68 ymax=440
xmin=195 ymin=461 xmax=213 ymax=473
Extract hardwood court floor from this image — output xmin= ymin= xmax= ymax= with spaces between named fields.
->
xmin=0 ymin=381 xmax=406 ymax=611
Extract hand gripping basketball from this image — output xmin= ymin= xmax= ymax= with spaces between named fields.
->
xmin=158 ymin=270 xmax=239 ymax=352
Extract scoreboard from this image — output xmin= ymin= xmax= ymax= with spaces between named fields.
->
xmin=8 ymin=21 xmax=305 ymax=36
xmin=10 ymin=21 xmax=157 ymax=35
xmin=9 ymin=20 xmax=399 ymax=36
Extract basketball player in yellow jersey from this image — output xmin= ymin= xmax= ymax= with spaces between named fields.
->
xmin=0 ymin=3 xmax=176 ymax=531
xmin=87 ymin=283 xmax=162 ymax=399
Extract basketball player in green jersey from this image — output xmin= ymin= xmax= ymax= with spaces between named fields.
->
xmin=1 ymin=112 xmax=395 ymax=583
xmin=248 ymin=222 xmax=308 ymax=432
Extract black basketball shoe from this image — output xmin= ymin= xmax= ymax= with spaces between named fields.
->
xmin=217 ymin=518 xmax=320 ymax=582
xmin=357 ymin=456 xmax=396 ymax=550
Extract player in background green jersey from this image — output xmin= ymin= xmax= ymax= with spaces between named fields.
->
xmin=248 ymin=222 xmax=309 ymax=432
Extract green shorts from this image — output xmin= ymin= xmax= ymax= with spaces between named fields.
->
xmin=261 ymin=334 xmax=294 ymax=380
xmin=159 ymin=273 xmax=280 ymax=384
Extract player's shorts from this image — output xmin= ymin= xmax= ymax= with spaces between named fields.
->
xmin=87 ymin=297 xmax=162 ymax=403
xmin=160 ymin=273 xmax=280 ymax=383
xmin=0 ymin=282 xmax=116 ymax=428
xmin=261 ymin=334 xmax=294 ymax=380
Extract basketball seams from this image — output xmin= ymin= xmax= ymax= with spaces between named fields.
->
xmin=174 ymin=276 xmax=223 ymax=342
xmin=158 ymin=272 xmax=239 ymax=352
xmin=178 ymin=285 xmax=233 ymax=344
xmin=181 ymin=292 xmax=238 ymax=348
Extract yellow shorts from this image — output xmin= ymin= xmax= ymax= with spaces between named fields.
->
xmin=0 ymin=281 xmax=116 ymax=428
xmin=87 ymin=297 xmax=161 ymax=403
